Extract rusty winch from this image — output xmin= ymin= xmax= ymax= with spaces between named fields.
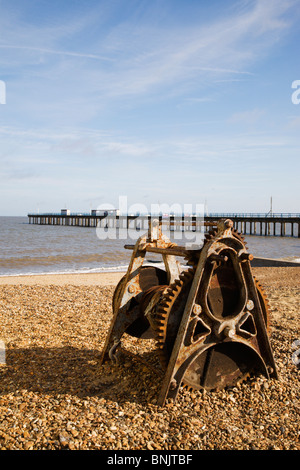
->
xmin=100 ymin=219 xmax=277 ymax=406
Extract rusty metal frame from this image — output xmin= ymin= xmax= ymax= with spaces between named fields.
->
xmin=100 ymin=218 xmax=278 ymax=406
xmin=156 ymin=219 xmax=278 ymax=406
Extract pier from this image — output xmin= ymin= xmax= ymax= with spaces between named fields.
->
xmin=205 ymin=213 xmax=300 ymax=237
xmin=27 ymin=211 xmax=300 ymax=238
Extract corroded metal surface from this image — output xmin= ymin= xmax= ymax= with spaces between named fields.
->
xmin=100 ymin=219 xmax=278 ymax=406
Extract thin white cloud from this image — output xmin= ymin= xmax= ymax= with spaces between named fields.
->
xmin=94 ymin=1 xmax=297 ymax=99
xmin=228 ymin=108 xmax=266 ymax=124
xmin=0 ymin=124 xmax=292 ymax=170
xmin=1 ymin=0 xmax=297 ymax=102
xmin=0 ymin=45 xmax=113 ymax=62
xmin=0 ymin=0 xmax=299 ymax=215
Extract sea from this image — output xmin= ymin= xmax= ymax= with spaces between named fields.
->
xmin=0 ymin=216 xmax=299 ymax=277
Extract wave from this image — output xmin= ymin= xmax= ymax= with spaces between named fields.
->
xmin=0 ymin=260 xmax=168 ymax=278
xmin=0 ymin=265 xmax=130 ymax=277
xmin=1 ymin=253 xmax=299 ymax=278
xmin=0 ymin=252 xmax=127 ymax=264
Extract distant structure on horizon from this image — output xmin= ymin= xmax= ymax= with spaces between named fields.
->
xmin=27 ymin=209 xmax=300 ymax=238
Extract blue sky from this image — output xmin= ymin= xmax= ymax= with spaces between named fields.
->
xmin=0 ymin=0 xmax=299 ymax=216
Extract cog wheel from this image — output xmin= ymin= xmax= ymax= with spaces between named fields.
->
xmin=203 ymin=225 xmax=248 ymax=247
xmin=153 ymin=267 xmax=196 ymax=369
xmin=184 ymin=224 xmax=248 ymax=269
xmin=112 ymin=266 xmax=169 ymax=338
xmin=232 ymin=227 xmax=248 ymax=248
xmin=153 ymin=265 xmax=272 ymax=391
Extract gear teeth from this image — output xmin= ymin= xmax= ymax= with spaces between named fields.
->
xmin=232 ymin=227 xmax=248 ymax=248
xmin=174 ymin=280 xmax=182 ymax=289
xmin=182 ymin=383 xmax=194 ymax=392
xmin=153 ymin=267 xmax=196 ymax=375
xmin=153 ymin=264 xmax=267 ymax=393
xmin=236 ymin=371 xmax=251 ymax=387
xmin=204 ymin=229 xmax=218 ymax=241
xmin=204 ymin=224 xmax=249 ymax=249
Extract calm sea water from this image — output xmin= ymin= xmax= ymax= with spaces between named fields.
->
xmin=0 ymin=216 xmax=299 ymax=277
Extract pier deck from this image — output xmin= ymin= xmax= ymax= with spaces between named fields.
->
xmin=27 ymin=212 xmax=300 ymax=238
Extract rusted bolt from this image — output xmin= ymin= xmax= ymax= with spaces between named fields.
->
xmin=209 ymin=253 xmax=228 ymax=263
xmin=223 ymin=326 xmax=236 ymax=338
xmin=224 ymin=219 xmax=233 ymax=228
xmin=246 ymin=299 xmax=254 ymax=311
xmin=128 ymin=285 xmax=135 ymax=294
xmin=240 ymin=253 xmax=254 ymax=262
xmin=170 ymin=379 xmax=177 ymax=390
xmin=193 ymin=303 xmax=202 ymax=315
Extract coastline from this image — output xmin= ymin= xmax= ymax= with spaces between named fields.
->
xmin=0 ymin=265 xmax=298 ymax=287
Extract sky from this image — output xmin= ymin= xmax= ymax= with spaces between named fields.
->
xmin=0 ymin=0 xmax=299 ymax=216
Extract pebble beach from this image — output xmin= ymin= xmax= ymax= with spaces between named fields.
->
xmin=0 ymin=267 xmax=299 ymax=451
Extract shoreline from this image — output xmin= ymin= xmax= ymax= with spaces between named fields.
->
xmin=0 ymin=265 xmax=298 ymax=287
